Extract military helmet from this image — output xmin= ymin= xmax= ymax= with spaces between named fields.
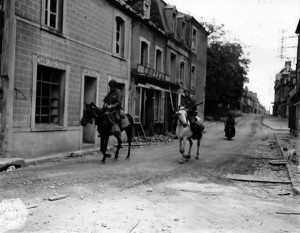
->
xmin=108 ymin=79 xmax=118 ymax=88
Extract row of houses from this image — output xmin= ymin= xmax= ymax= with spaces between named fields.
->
xmin=273 ymin=19 xmax=300 ymax=135
xmin=240 ymin=87 xmax=266 ymax=115
xmin=0 ymin=0 xmax=208 ymax=158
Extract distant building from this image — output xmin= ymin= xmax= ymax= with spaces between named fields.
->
xmin=240 ymin=87 xmax=265 ymax=114
xmin=273 ymin=61 xmax=296 ymax=118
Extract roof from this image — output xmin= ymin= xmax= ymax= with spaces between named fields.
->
xmin=107 ymin=0 xmax=166 ymax=36
xmin=296 ymin=19 xmax=300 ymax=34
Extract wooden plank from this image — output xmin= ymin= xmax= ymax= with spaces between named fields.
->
xmin=48 ymin=194 xmax=68 ymax=201
xmin=226 ymin=174 xmax=292 ymax=184
xmin=269 ymin=160 xmax=287 ymax=165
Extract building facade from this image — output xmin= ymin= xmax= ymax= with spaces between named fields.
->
xmin=126 ymin=0 xmax=208 ymax=136
xmin=289 ymin=19 xmax=300 ymax=136
xmin=273 ymin=61 xmax=296 ymax=118
xmin=0 ymin=0 xmax=208 ymax=158
xmin=240 ymin=88 xmax=265 ymax=115
xmin=0 ymin=0 xmax=133 ymax=158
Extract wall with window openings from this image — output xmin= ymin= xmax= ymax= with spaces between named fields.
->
xmin=130 ymin=22 xmax=166 ymax=71
xmin=12 ymin=0 xmax=131 ymax=157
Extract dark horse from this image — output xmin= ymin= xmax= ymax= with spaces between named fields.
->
xmin=80 ymin=102 xmax=134 ymax=164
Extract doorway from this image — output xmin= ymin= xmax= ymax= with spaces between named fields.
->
xmin=82 ymin=76 xmax=97 ymax=144
xmin=141 ymin=89 xmax=155 ymax=135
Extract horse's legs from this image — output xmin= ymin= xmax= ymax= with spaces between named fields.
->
xmin=114 ymin=135 xmax=122 ymax=160
xmin=195 ymin=138 xmax=201 ymax=160
xmin=100 ymin=136 xmax=107 ymax=164
xmin=125 ymin=127 xmax=132 ymax=159
xmin=186 ymin=138 xmax=193 ymax=159
xmin=178 ymin=138 xmax=187 ymax=164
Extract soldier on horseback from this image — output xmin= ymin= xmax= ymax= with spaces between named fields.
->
xmin=103 ymin=79 xmax=125 ymax=134
xmin=181 ymin=89 xmax=203 ymax=136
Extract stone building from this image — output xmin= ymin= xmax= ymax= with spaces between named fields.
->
xmin=126 ymin=0 xmax=208 ymax=135
xmin=240 ymin=87 xmax=265 ymax=114
xmin=0 ymin=0 xmax=133 ymax=158
xmin=0 ymin=0 xmax=208 ymax=158
xmin=289 ymin=19 xmax=300 ymax=135
xmin=273 ymin=61 xmax=296 ymax=118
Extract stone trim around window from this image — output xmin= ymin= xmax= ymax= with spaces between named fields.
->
xmin=31 ymin=55 xmax=69 ymax=130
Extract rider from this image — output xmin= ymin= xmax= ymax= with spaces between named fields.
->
xmin=103 ymin=79 xmax=124 ymax=132
xmin=224 ymin=112 xmax=236 ymax=134
xmin=181 ymin=89 xmax=199 ymax=134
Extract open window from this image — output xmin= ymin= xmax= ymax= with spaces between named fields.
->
xmin=42 ymin=0 xmax=64 ymax=33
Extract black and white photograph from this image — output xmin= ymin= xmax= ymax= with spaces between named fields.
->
xmin=0 ymin=0 xmax=299 ymax=232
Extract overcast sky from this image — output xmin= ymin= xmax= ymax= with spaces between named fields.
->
xmin=166 ymin=0 xmax=300 ymax=112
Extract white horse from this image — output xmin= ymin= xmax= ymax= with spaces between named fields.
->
xmin=175 ymin=106 xmax=203 ymax=164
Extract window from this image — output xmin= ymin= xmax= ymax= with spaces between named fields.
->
xmin=115 ymin=17 xmax=125 ymax=57
xmin=35 ymin=65 xmax=64 ymax=124
xmin=179 ymin=61 xmax=185 ymax=84
xmin=170 ymin=52 xmax=177 ymax=80
xmin=140 ymin=40 xmax=150 ymax=66
xmin=192 ymin=27 xmax=197 ymax=51
xmin=43 ymin=0 xmax=63 ymax=32
xmin=144 ymin=2 xmax=150 ymax=19
xmin=181 ymin=21 xmax=186 ymax=41
xmin=155 ymin=48 xmax=163 ymax=72
xmin=172 ymin=12 xmax=176 ymax=32
xmin=191 ymin=65 xmax=196 ymax=90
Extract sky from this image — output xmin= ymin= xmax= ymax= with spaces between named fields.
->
xmin=166 ymin=0 xmax=300 ymax=113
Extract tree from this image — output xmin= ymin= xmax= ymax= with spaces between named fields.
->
xmin=201 ymin=21 xmax=250 ymax=116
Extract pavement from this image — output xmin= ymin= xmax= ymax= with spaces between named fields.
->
xmin=263 ymin=115 xmax=300 ymax=195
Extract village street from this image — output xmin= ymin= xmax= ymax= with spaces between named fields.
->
xmin=0 ymin=115 xmax=300 ymax=233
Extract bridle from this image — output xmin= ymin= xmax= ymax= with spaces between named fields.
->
xmin=176 ymin=108 xmax=189 ymax=127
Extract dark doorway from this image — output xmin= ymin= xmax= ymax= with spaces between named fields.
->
xmin=82 ymin=76 xmax=96 ymax=144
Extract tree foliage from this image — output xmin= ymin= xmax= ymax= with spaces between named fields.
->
xmin=201 ymin=22 xmax=250 ymax=116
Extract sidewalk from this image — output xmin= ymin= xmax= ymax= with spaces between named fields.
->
xmin=263 ymin=115 xmax=300 ymax=195
xmin=262 ymin=115 xmax=289 ymax=131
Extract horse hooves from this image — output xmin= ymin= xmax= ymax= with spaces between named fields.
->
xmin=106 ymin=154 xmax=112 ymax=158
xmin=101 ymin=160 xmax=105 ymax=164
xmin=178 ymin=159 xmax=185 ymax=164
xmin=184 ymin=155 xmax=191 ymax=160
xmin=126 ymin=156 xmax=130 ymax=160
xmin=114 ymin=157 xmax=118 ymax=160
xmin=195 ymin=156 xmax=199 ymax=160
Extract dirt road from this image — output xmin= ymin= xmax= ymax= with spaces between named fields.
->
xmin=1 ymin=115 xmax=299 ymax=233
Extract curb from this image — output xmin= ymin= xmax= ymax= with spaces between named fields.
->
xmin=25 ymin=148 xmax=99 ymax=166
xmin=274 ymin=134 xmax=300 ymax=195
